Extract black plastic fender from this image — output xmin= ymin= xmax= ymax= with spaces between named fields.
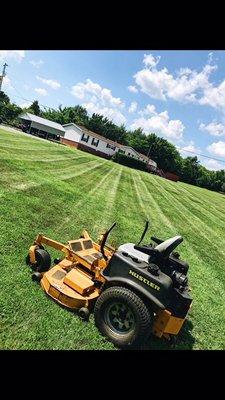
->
xmin=103 ymin=275 xmax=165 ymax=310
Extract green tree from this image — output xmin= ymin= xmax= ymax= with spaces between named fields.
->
xmin=1 ymin=102 xmax=22 ymax=123
xmin=181 ymin=156 xmax=201 ymax=185
xmin=0 ymin=91 xmax=10 ymax=105
xmin=28 ymin=100 xmax=41 ymax=116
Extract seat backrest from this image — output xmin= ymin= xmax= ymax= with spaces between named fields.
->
xmin=154 ymin=235 xmax=183 ymax=259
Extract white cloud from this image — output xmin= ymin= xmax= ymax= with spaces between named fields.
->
xmin=198 ymin=80 xmax=225 ymax=111
xmin=71 ymin=79 xmax=126 ymax=125
xmin=200 ymin=121 xmax=225 ymax=137
xmin=138 ymin=104 xmax=157 ymax=116
xmin=30 ymin=60 xmax=44 ymax=68
xmin=130 ymin=105 xmax=185 ymax=140
xmin=83 ymin=102 xmax=126 ymax=125
xmin=71 ymin=79 xmax=123 ymax=107
xmin=201 ymin=158 xmax=224 ymax=171
xmin=36 ymin=76 xmax=60 ymax=89
xmin=19 ymin=102 xmax=32 ymax=109
xmin=134 ymin=66 xmax=173 ymax=100
xmin=133 ymin=53 xmax=225 ymax=109
xmin=143 ymin=53 xmax=161 ymax=68
xmin=34 ymin=88 xmax=48 ymax=96
xmin=207 ymin=141 xmax=225 ymax=157
xmin=0 ymin=50 xmax=25 ymax=63
xmin=208 ymin=52 xmax=214 ymax=64
xmin=128 ymin=101 xmax=137 ymax=113
xmin=128 ymin=85 xmax=138 ymax=93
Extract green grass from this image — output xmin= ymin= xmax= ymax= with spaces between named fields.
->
xmin=0 ymin=127 xmax=225 ymax=350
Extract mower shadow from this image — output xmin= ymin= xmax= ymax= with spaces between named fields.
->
xmin=141 ymin=319 xmax=195 ymax=350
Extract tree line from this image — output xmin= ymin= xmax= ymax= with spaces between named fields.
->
xmin=0 ymin=92 xmax=225 ymax=193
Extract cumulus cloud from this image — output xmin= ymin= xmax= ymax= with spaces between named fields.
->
xmin=71 ymin=79 xmax=126 ymax=125
xmin=207 ymin=141 xmax=225 ymax=157
xmin=200 ymin=121 xmax=225 ymax=136
xmin=128 ymin=85 xmax=138 ymax=93
xmin=143 ymin=53 xmax=161 ymax=68
xmin=130 ymin=105 xmax=185 ymax=140
xmin=128 ymin=101 xmax=138 ymax=113
xmin=138 ymin=104 xmax=157 ymax=116
xmin=0 ymin=50 xmax=25 ymax=62
xmin=198 ymin=80 xmax=225 ymax=110
xmin=208 ymin=52 xmax=214 ymax=64
xmin=30 ymin=60 xmax=44 ymax=68
xmin=82 ymin=102 xmax=126 ymax=125
xmin=36 ymin=76 xmax=60 ymax=89
xmin=34 ymin=88 xmax=48 ymax=96
xmin=132 ymin=53 xmax=225 ymax=111
xmin=201 ymin=158 xmax=224 ymax=171
xmin=134 ymin=56 xmax=217 ymax=103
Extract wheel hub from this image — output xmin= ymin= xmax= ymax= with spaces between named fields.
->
xmin=105 ymin=302 xmax=135 ymax=334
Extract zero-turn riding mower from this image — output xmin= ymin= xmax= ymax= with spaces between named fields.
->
xmin=26 ymin=221 xmax=193 ymax=349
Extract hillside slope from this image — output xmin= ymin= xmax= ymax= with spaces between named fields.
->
xmin=0 ymin=127 xmax=224 ymax=350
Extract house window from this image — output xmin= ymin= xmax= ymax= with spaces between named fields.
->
xmin=91 ymin=138 xmax=99 ymax=147
xmin=106 ymin=143 xmax=116 ymax=151
xmin=81 ymin=133 xmax=89 ymax=143
xmin=128 ymin=152 xmax=130 ymax=156
xmin=119 ymin=149 xmax=125 ymax=154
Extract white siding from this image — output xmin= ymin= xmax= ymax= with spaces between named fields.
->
xmin=118 ymin=146 xmax=140 ymax=159
xmin=63 ymin=125 xmax=82 ymax=142
xmin=80 ymin=134 xmax=119 ymax=156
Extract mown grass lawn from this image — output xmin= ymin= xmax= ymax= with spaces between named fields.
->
xmin=0 ymin=127 xmax=225 ymax=350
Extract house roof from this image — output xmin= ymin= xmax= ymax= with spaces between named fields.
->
xmin=19 ymin=113 xmax=65 ymax=132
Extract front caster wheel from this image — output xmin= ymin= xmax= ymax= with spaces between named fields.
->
xmin=31 ymin=272 xmax=42 ymax=282
xmin=78 ymin=307 xmax=90 ymax=321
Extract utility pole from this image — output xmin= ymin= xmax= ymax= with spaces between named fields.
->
xmin=0 ymin=63 xmax=8 ymax=92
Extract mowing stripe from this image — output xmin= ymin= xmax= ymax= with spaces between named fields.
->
xmin=136 ymin=172 xmax=225 ymax=291
xmin=144 ymin=174 xmax=225 ymax=258
xmin=132 ymin=170 xmax=174 ymax=232
xmin=52 ymin=165 xmax=117 ymax=235
xmin=158 ymin=176 xmax=225 ymax=220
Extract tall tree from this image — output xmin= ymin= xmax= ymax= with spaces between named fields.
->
xmin=28 ymin=100 xmax=41 ymax=116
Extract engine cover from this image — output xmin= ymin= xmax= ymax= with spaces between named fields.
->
xmin=102 ymin=247 xmax=174 ymax=310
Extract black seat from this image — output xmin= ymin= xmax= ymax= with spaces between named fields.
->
xmin=154 ymin=235 xmax=183 ymax=259
xmin=134 ymin=235 xmax=183 ymax=261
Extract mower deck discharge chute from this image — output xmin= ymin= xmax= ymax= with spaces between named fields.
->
xmin=26 ymin=221 xmax=193 ymax=348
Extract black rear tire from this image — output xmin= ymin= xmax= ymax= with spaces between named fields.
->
xmin=94 ymin=286 xmax=153 ymax=349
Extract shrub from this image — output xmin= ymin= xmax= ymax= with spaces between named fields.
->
xmin=112 ymin=152 xmax=147 ymax=172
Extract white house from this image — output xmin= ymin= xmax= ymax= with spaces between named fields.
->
xmin=62 ymin=123 xmax=120 ymax=158
xmin=61 ymin=123 xmax=157 ymax=169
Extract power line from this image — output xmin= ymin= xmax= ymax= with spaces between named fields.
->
xmin=10 ymin=84 xmax=55 ymax=111
xmin=180 ymin=148 xmax=225 ymax=164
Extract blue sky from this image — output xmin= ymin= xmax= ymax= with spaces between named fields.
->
xmin=1 ymin=50 xmax=225 ymax=170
